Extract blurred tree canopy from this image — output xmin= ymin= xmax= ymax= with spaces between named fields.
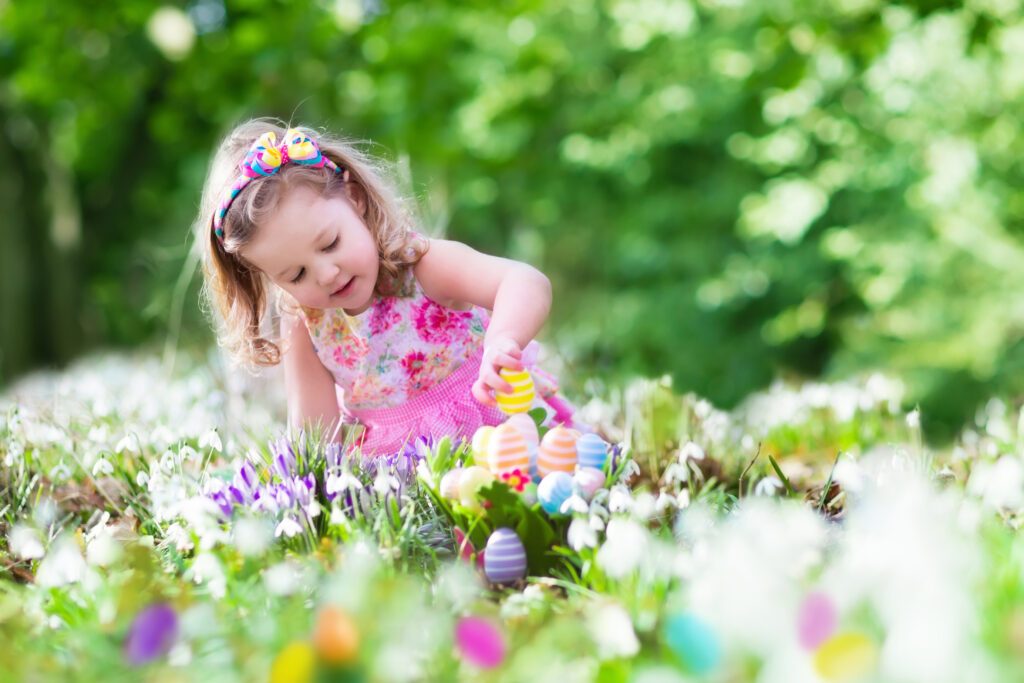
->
xmin=2 ymin=0 xmax=1024 ymax=439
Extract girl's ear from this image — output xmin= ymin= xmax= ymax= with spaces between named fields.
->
xmin=344 ymin=179 xmax=368 ymax=218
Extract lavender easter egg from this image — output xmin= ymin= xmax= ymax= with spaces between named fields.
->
xmin=537 ymin=471 xmax=574 ymax=515
xmin=486 ymin=423 xmax=531 ymax=476
xmin=537 ymin=426 xmax=577 ymax=476
xmin=483 ymin=527 xmax=528 ymax=584
xmin=573 ymin=467 xmax=606 ymax=500
xmin=440 ymin=469 xmax=463 ymax=500
xmin=575 ymin=433 xmax=609 ymax=470
xmin=495 ymin=369 xmax=535 ymax=414
xmin=505 ymin=413 xmax=539 ymax=448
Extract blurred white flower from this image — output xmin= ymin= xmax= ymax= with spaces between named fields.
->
xmin=608 ymin=485 xmax=634 ymax=514
xmin=232 ymin=517 xmax=273 ymax=557
xmin=597 ymin=518 xmax=648 ymax=579
xmin=275 ymin=516 xmax=303 ymax=538
xmin=48 ymin=461 xmax=72 ymax=481
xmin=754 ymin=476 xmax=783 ymax=496
xmin=8 ymin=524 xmax=45 ymax=560
xmin=263 ymin=561 xmax=304 ymax=596
xmin=587 ymin=602 xmax=640 ymax=659
xmin=188 ymin=552 xmax=226 ymax=599
xmin=906 ymin=409 xmax=921 ymax=429
xmin=561 ymin=492 xmax=590 ymax=515
xmin=91 ymin=457 xmax=114 ymax=476
xmin=35 ymin=534 xmax=89 ymax=587
xmin=164 ymin=523 xmax=195 ymax=552
xmin=568 ymin=516 xmax=598 ymax=550
xmin=967 ymin=455 xmax=1024 ymax=510
xmin=86 ymin=530 xmax=122 ymax=566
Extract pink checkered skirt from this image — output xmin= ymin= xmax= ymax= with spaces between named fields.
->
xmin=340 ymin=348 xmax=578 ymax=457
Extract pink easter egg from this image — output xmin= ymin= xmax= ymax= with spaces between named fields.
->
xmin=505 ymin=413 xmax=539 ymax=448
xmin=798 ymin=592 xmax=838 ymax=650
xmin=454 ymin=616 xmax=505 ymax=669
xmin=486 ymin=423 xmax=530 ymax=476
xmin=537 ymin=426 xmax=578 ymax=476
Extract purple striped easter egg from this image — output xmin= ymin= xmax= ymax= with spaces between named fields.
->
xmin=483 ymin=527 xmax=527 ymax=584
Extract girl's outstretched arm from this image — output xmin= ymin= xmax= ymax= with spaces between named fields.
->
xmin=280 ymin=311 xmax=344 ymax=441
xmin=413 ymin=238 xmax=552 ymax=406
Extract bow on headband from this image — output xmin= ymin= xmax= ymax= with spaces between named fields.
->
xmin=212 ymin=129 xmax=344 ymax=244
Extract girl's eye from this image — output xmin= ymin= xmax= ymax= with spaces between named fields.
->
xmin=289 ymin=238 xmax=337 ymax=284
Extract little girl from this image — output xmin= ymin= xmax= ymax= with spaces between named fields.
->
xmin=195 ymin=118 xmax=578 ymax=456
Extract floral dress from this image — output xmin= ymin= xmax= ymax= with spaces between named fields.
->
xmin=299 ymin=270 xmax=574 ymax=456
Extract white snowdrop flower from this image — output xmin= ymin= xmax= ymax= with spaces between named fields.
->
xmin=199 ymin=429 xmax=222 ymax=453
xmin=620 ymin=459 xmax=641 ymax=480
xmin=35 ymin=534 xmax=89 ymax=588
xmin=679 ymin=441 xmax=705 ymax=463
xmin=327 ymin=469 xmax=362 ymax=495
xmin=4 ymin=440 xmax=24 ymax=467
xmin=136 ymin=470 xmax=150 ymax=487
xmin=48 ymin=461 xmax=72 ymax=481
xmin=86 ymin=424 xmax=110 ymax=446
xmin=662 ymin=463 xmax=688 ymax=487
xmin=568 ymin=516 xmax=598 ymax=550
xmin=263 ymin=561 xmax=304 ymax=596
xmin=740 ymin=434 xmax=756 ymax=452
xmin=608 ymin=485 xmax=634 ymax=514
xmin=906 ymin=409 xmax=920 ymax=429
xmin=275 ymin=516 xmax=303 ymax=538
xmin=232 ymin=517 xmax=273 ymax=557
xmin=561 ymin=492 xmax=590 ymax=516
xmin=91 ymin=457 xmax=114 ymax=477
xmin=188 ymin=553 xmax=226 ymax=600
xmin=164 ymin=523 xmax=195 ymax=552
xmin=655 ymin=491 xmax=677 ymax=513
xmin=8 ymin=524 xmax=45 ymax=560
xmin=676 ymin=489 xmax=691 ymax=509
xmin=32 ymin=498 xmax=58 ymax=528
xmin=372 ymin=469 xmax=398 ymax=496
xmin=596 ymin=518 xmax=649 ymax=579
xmin=329 ymin=505 xmax=348 ymax=526
xmin=588 ymin=602 xmax=640 ymax=659
xmin=754 ymin=476 xmax=783 ymax=496
xmin=589 ymin=501 xmax=610 ymax=520
xmin=589 ymin=514 xmax=606 ymax=532
xmin=160 ymin=450 xmax=177 ymax=473
xmin=178 ymin=445 xmax=200 ymax=464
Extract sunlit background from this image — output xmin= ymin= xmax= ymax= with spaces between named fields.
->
xmin=3 ymin=0 xmax=1024 ymax=439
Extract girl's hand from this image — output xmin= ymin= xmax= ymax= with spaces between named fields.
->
xmin=472 ymin=337 xmax=525 ymax=406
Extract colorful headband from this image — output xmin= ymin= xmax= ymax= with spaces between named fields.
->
xmin=212 ymin=129 xmax=344 ymax=245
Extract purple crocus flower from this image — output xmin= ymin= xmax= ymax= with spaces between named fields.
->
xmin=271 ymin=438 xmax=297 ymax=480
xmin=124 ymin=603 xmax=179 ymax=665
xmin=234 ymin=460 xmax=258 ymax=496
xmin=209 ymin=490 xmax=233 ymax=517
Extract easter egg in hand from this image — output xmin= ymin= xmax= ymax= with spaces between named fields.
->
xmin=458 ymin=466 xmax=494 ymax=511
xmin=537 ymin=471 xmax=574 ymax=515
xmin=573 ymin=467 xmax=606 ymax=500
xmin=495 ymin=368 xmax=535 ymax=414
xmin=575 ymin=433 xmax=609 ymax=470
xmin=537 ymin=426 xmax=578 ymax=476
xmin=313 ymin=605 xmax=359 ymax=664
xmin=483 ymin=527 xmax=528 ymax=584
xmin=471 ymin=426 xmax=495 ymax=461
xmin=486 ymin=423 xmax=531 ymax=476
xmin=440 ymin=468 xmax=463 ymax=500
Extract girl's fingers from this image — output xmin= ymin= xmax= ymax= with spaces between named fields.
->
xmin=472 ymin=378 xmax=496 ymax=406
xmin=485 ymin=368 xmax=515 ymax=394
xmin=495 ymin=353 xmax=524 ymax=371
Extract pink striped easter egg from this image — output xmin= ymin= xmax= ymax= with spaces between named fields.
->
xmin=486 ymin=423 xmax=531 ymax=476
xmin=537 ymin=426 xmax=578 ymax=476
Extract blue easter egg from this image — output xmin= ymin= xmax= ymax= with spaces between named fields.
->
xmin=484 ymin=527 xmax=527 ymax=584
xmin=663 ymin=613 xmax=721 ymax=675
xmin=575 ymin=433 xmax=609 ymax=470
xmin=537 ymin=471 xmax=573 ymax=515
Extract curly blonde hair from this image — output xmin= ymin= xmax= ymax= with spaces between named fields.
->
xmin=193 ymin=118 xmax=428 ymax=370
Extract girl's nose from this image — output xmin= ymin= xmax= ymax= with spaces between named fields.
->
xmin=316 ymin=260 xmax=341 ymax=287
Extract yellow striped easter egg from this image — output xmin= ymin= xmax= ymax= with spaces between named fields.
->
xmin=486 ymin=423 xmax=531 ymax=476
xmin=537 ymin=426 xmax=578 ymax=476
xmin=495 ymin=369 xmax=535 ymax=415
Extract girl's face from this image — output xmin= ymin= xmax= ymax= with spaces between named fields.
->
xmin=239 ymin=184 xmax=380 ymax=314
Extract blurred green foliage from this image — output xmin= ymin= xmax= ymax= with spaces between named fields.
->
xmin=2 ymin=0 xmax=1024 ymax=439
